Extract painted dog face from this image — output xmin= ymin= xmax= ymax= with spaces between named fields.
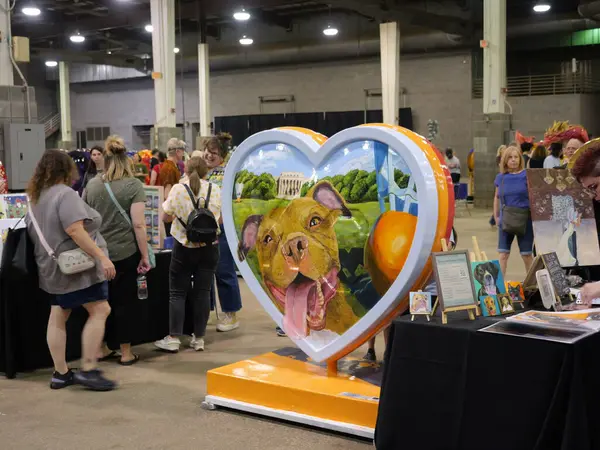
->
xmin=238 ymin=181 xmax=351 ymax=338
xmin=474 ymin=262 xmax=500 ymax=295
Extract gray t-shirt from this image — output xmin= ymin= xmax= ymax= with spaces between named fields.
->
xmin=84 ymin=176 xmax=146 ymax=262
xmin=26 ymin=184 xmax=108 ymax=295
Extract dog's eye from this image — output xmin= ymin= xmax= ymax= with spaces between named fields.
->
xmin=263 ymin=235 xmax=273 ymax=244
xmin=309 ymin=216 xmax=322 ymax=227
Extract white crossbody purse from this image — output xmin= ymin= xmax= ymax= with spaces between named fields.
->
xmin=28 ymin=209 xmax=96 ymax=275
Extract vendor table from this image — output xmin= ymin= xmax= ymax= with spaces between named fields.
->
xmin=0 ymin=251 xmax=173 ymax=379
xmin=375 ymin=315 xmax=600 ymax=450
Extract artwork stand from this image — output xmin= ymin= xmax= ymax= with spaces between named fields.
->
xmin=203 ymin=348 xmax=381 ymax=439
xmin=411 ymin=290 xmax=431 ymax=322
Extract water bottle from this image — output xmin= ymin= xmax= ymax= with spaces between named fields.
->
xmin=137 ymin=275 xmax=148 ymax=300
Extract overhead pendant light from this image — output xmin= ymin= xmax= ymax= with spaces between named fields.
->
xmin=45 ymin=60 xmax=58 ymax=67
xmin=239 ymin=35 xmax=253 ymax=46
xmin=233 ymin=8 xmax=251 ymax=21
xmin=145 ymin=24 xmax=153 ymax=33
xmin=323 ymin=25 xmax=339 ymax=36
xmin=70 ymin=32 xmax=85 ymax=43
xmin=174 ymin=47 xmax=180 ymax=53
xmin=533 ymin=3 xmax=551 ymax=13
xmin=22 ymin=5 xmax=41 ymax=16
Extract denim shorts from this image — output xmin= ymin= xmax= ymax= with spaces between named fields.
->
xmin=498 ymin=218 xmax=534 ymax=255
xmin=50 ymin=281 xmax=109 ymax=309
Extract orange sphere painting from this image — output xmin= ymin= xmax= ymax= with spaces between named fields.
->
xmin=365 ymin=211 xmax=418 ymax=295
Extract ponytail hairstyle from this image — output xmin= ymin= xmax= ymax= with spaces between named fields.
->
xmin=185 ymin=156 xmax=209 ymax=196
xmin=104 ymin=135 xmax=134 ymax=181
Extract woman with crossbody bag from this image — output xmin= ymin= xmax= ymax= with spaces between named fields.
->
xmin=26 ymin=150 xmax=117 ymax=391
xmin=493 ymin=146 xmax=534 ymax=275
xmin=85 ymin=136 xmax=151 ymax=365
xmin=154 ymin=157 xmax=220 ymax=353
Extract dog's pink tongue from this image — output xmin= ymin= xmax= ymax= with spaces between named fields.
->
xmin=282 ymin=281 xmax=314 ymax=339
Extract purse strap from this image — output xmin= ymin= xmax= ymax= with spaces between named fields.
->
xmin=104 ymin=182 xmax=133 ymax=228
xmin=500 ymin=174 xmax=506 ymax=208
xmin=27 ymin=206 xmax=57 ymax=261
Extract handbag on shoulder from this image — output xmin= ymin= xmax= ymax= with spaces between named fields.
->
xmin=28 ymin=209 xmax=96 ymax=275
xmin=500 ymin=175 xmax=530 ymax=237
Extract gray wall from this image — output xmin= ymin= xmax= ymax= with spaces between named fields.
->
xmin=70 ymin=52 xmax=474 ymax=159
xmin=471 ymin=94 xmax=600 ymax=143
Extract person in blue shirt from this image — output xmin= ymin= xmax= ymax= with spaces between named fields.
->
xmin=493 ymin=146 xmax=533 ymax=276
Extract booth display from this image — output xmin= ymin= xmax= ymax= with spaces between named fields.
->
xmin=143 ymin=186 xmax=165 ymax=248
xmin=526 ymin=168 xmax=600 ymax=267
xmin=204 ymin=125 xmax=455 ymax=437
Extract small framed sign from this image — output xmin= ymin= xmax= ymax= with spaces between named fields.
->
xmin=410 ymin=291 xmax=432 ymax=322
xmin=432 ymin=250 xmax=478 ymax=324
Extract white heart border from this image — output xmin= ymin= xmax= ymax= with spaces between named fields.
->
xmin=222 ymin=126 xmax=439 ymax=362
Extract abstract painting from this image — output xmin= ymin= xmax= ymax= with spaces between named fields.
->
xmin=526 ymin=169 xmax=600 ymax=267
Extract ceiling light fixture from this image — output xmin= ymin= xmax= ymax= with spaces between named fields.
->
xmin=174 ymin=47 xmax=180 ymax=53
xmin=533 ymin=3 xmax=551 ymax=13
xmin=22 ymin=6 xmax=41 ymax=16
xmin=323 ymin=25 xmax=339 ymax=36
xmin=239 ymin=35 xmax=253 ymax=45
xmin=70 ymin=32 xmax=85 ymax=43
xmin=145 ymin=24 xmax=153 ymax=32
xmin=233 ymin=8 xmax=251 ymax=21
xmin=45 ymin=60 xmax=58 ymax=67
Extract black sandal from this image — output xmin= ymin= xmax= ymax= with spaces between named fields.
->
xmin=98 ymin=351 xmax=117 ymax=362
xmin=118 ymin=354 xmax=140 ymax=366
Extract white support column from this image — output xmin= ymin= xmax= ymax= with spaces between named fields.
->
xmin=198 ymin=43 xmax=211 ymax=137
xmin=380 ymin=22 xmax=400 ymax=125
xmin=483 ymin=0 xmax=506 ymax=114
xmin=150 ymin=0 xmax=176 ymax=128
xmin=0 ymin=0 xmax=14 ymax=85
xmin=59 ymin=62 xmax=72 ymax=148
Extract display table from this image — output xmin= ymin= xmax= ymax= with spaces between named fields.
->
xmin=375 ymin=315 xmax=600 ymax=450
xmin=0 ymin=251 xmax=174 ymax=379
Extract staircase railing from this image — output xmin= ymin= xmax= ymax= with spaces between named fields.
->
xmin=473 ymin=73 xmax=600 ymax=98
xmin=42 ymin=112 xmax=61 ymax=138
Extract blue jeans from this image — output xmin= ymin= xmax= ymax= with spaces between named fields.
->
xmin=210 ymin=225 xmax=242 ymax=313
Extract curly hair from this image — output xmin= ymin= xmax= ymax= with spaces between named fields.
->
xmin=571 ymin=138 xmax=600 ymax=181
xmin=27 ymin=150 xmax=76 ymax=204
xmin=206 ymin=132 xmax=232 ymax=159
xmin=104 ymin=135 xmax=134 ymax=181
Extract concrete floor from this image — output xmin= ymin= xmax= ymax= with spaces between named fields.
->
xmin=0 ymin=207 xmax=526 ymax=450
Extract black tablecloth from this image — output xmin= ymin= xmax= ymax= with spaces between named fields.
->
xmin=375 ymin=315 xmax=600 ymax=450
xmin=0 ymin=251 xmax=173 ymax=379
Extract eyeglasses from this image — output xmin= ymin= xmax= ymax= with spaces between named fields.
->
xmin=583 ymin=183 xmax=599 ymax=198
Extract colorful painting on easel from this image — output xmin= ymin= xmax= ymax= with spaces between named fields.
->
xmin=410 ymin=292 xmax=432 ymax=315
xmin=3 ymin=194 xmax=28 ymax=219
xmin=471 ymin=260 xmax=506 ymax=298
xmin=480 ymin=295 xmax=500 ymax=317
xmin=526 ymin=169 xmax=600 ymax=267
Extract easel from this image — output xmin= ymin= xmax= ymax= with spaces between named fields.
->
xmin=431 ymin=238 xmax=478 ymax=324
xmin=410 ymin=290 xmax=431 ymax=322
xmin=469 ymin=236 xmax=484 ymax=317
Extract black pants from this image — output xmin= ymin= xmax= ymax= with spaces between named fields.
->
xmin=169 ymin=240 xmax=219 ymax=338
xmin=107 ymin=252 xmax=140 ymax=346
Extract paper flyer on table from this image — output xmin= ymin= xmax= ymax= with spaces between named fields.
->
xmin=506 ymin=309 xmax=600 ymax=332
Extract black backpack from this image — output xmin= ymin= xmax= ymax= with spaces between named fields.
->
xmin=177 ymin=183 xmax=219 ymax=244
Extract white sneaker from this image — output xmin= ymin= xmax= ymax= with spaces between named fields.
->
xmin=190 ymin=334 xmax=205 ymax=351
xmin=154 ymin=336 xmax=181 ymax=352
xmin=217 ymin=312 xmax=240 ymax=332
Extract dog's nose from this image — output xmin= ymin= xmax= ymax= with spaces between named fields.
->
xmin=282 ymin=235 xmax=309 ymax=265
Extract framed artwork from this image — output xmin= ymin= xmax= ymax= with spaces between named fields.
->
xmin=506 ymin=281 xmax=525 ymax=303
xmin=497 ymin=293 xmax=515 ymax=314
xmin=479 ymin=295 xmax=500 ymax=317
xmin=526 ymin=169 xmax=600 ymax=267
xmin=2 ymin=194 xmax=28 ymax=219
xmin=410 ymin=292 xmax=432 ymax=315
xmin=471 ymin=260 xmax=506 ymax=298
xmin=432 ymin=250 xmax=478 ymax=311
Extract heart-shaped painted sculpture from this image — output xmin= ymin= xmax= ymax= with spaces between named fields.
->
xmin=222 ymin=125 xmax=454 ymax=362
